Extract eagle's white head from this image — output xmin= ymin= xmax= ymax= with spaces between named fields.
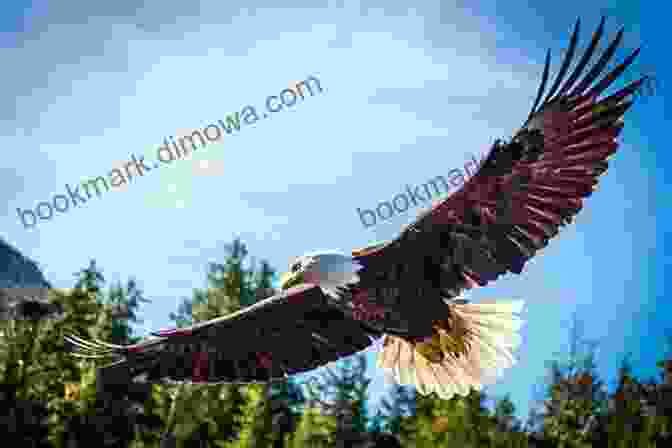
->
xmin=279 ymin=250 xmax=363 ymax=298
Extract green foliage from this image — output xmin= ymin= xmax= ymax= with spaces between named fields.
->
xmin=163 ymin=239 xmax=259 ymax=446
xmin=292 ymin=404 xmax=337 ymax=448
xmin=302 ymin=353 xmax=372 ymax=447
xmin=378 ymin=383 xmax=416 ymax=438
xmin=241 ymin=377 xmax=306 ymax=448
xmin=106 ymin=278 xmax=150 ymax=345
xmin=532 ymin=315 xmax=609 ymax=448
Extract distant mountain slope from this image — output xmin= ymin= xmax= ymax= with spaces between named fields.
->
xmin=0 ymin=238 xmax=51 ymax=289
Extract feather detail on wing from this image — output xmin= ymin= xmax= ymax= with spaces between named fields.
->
xmin=353 ymin=17 xmax=651 ymax=305
xmin=64 ymin=285 xmax=377 ymax=387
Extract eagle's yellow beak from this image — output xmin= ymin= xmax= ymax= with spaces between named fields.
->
xmin=279 ymin=271 xmax=305 ymax=290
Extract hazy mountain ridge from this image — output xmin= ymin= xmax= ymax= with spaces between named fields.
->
xmin=0 ymin=237 xmax=51 ymax=289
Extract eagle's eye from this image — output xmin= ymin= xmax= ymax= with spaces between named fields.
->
xmin=291 ymin=261 xmax=302 ymax=273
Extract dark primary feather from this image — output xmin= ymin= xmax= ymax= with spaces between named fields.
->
xmin=542 ymin=19 xmax=581 ymax=104
xmin=352 ymin=17 xmax=648 ymax=316
xmin=527 ymin=50 xmax=552 ymax=122
xmin=556 ymin=17 xmax=605 ymax=99
xmin=65 ymin=285 xmax=378 ymax=387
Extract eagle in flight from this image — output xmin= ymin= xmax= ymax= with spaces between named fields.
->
xmin=65 ymin=18 xmax=650 ymax=400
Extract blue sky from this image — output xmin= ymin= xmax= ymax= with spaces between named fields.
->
xmin=2 ymin=0 xmax=669 ymax=421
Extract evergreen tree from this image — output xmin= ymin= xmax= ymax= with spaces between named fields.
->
xmin=57 ymin=261 xmax=158 ymax=448
xmin=291 ymin=403 xmax=335 ymax=448
xmin=14 ymin=242 xmax=672 ymax=448
xmin=233 ymin=255 xmax=306 ymax=448
xmin=535 ymin=314 xmax=608 ymax=448
xmin=491 ymin=395 xmax=529 ymax=448
xmin=378 ymin=383 xmax=416 ymax=440
xmin=45 ymin=260 xmax=110 ymax=447
xmin=304 ymin=354 xmax=371 ymax=447
xmin=399 ymin=381 xmax=498 ymax=447
xmin=400 ymin=384 xmax=435 ymax=447
xmin=236 ymin=259 xmax=283 ymax=448
xmin=369 ymin=433 xmax=403 ymax=448
xmin=244 ymin=377 xmax=306 ymax=448
xmin=106 ymin=278 xmax=150 ymax=345
xmin=163 ymin=238 xmax=269 ymax=447
xmin=368 ymin=410 xmax=385 ymax=437
xmin=463 ymin=389 xmax=494 ymax=446
xmin=0 ymin=319 xmax=52 ymax=448
xmin=269 ymin=377 xmax=307 ymax=447
xmin=603 ymin=356 xmax=644 ymax=447
xmin=494 ymin=394 xmax=520 ymax=433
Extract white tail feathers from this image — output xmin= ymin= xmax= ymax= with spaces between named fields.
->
xmin=376 ymin=299 xmax=525 ymax=400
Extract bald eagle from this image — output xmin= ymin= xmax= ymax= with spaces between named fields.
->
xmin=65 ymin=18 xmax=650 ymax=400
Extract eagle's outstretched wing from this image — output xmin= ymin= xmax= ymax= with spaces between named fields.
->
xmin=65 ymin=285 xmax=377 ymax=388
xmin=352 ymin=17 xmax=649 ymax=304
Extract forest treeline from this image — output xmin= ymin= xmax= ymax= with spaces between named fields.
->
xmin=1 ymin=238 xmax=670 ymax=447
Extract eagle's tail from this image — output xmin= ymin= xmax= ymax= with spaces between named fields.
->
xmin=376 ymin=299 xmax=524 ymax=399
